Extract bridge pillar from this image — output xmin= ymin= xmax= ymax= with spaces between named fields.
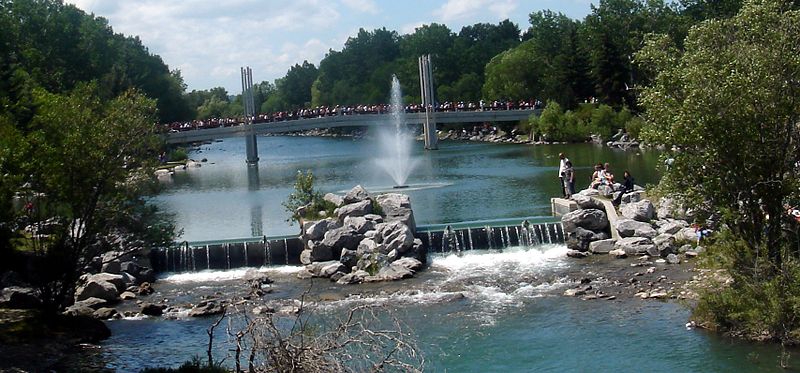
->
xmin=418 ymin=55 xmax=438 ymax=150
xmin=241 ymin=66 xmax=259 ymax=164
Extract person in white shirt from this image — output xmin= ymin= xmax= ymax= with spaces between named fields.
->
xmin=558 ymin=153 xmax=569 ymax=197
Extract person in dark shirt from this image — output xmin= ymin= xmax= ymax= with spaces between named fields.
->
xmin=612 ymin=170 xmax=635 ymax=206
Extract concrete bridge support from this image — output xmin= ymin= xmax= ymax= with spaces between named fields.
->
xmin=419 ymin=55 xmax=438 ymax=150
xmin=241 ymin=66 xmax=259 ymax=164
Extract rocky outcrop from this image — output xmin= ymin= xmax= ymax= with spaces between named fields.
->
xmin=561 ymin=209 xmax=608 ymax=232
xmin=620 ymin=200 xmax=655 ymax=222
xmin=299 ymin=185 xmax=425 ymax=283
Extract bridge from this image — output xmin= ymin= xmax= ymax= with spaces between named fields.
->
xmin=165 ymin=109 xmax=538 ymax=145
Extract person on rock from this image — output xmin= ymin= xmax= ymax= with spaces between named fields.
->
xmin=612 ymin=170 xmax=635 ymax=206
xmin=563 ymin=160 xmax=575 ymax=199
xmin=558 ymin=153 xmax=570 ymax=197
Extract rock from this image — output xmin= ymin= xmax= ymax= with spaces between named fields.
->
xmin=597 ymin=184 xmax=615 ymax=197
xmin=73 ymin=297 xmax=108 ymax=310
xmin=330 ymin=271 xmax=346 ymax=282
xmin=564 ymin=287 xmax=588 ymax=297
xmin=337 ymin=270 xmax=368 ymax=284
xmin=120 ymin=272 xmax=137 ymax=286
xmin=570 ymin=194 xmax=604 ymax=210
xmin=75 ymin=279 xmax=120 ymax=303
xmin=653 ymin=234 xmax=676 ymax=256
xmin=684 ymin=251 xmax=699 ymax=258
xmin=138 ymin=268 xmax=156 ymax=284
xmin=620 ymin=200 xmax=655 ymax=222
xmin=304 ymin=218 xmax=341 ymax=242
xmin=306 ymin=260 xmax=342 ymax=277
xmin=614 ymin=237 xmax=656 ymax=256
xmin=357 ymin=237 xmax=382 ymax=255
xmin=335 ymin=199 xmax=373 ymax=221
xmin=657 ymin=221 xmax=684 ymax=235
xmin=561 ymin=209 xmax=609 ymax=232
xmin=343 ymin=185 xmax=370 ymax=204
xmin=374 ymin=221 xmax=415 ymax=255
xmin=101 ymin=260 xmax=121 ymax=274
xmin=300 ymin=249 xmax=312 ymax=265
xmin=120 ymin=291 xmax=137 ymax=300
xmin=141 ymin=302 xmax=165 ymax=316
xmin=340 ymin=248 xmax=358 ymax=269
xmin=666 ymin=253 xmax=681 ymax=265
xmin=567 ymin=250 xmax=590 ymax=258
xmin=189 ymin=300 xmax=225 ymax=317
xmin=615 ymin=219 xmax=657 ymax=238
xmin=323 ymin=193 xmax=344 ymax=207
xmin=391 ymin=257 xmax=423 ymax=272
xmin=120 ymin=261 xmax=140 ymax=275
xmin=589 ymin=239 xmax=617 ymax=254
xmin=578 ymin=188 xmax=601 ymax=197
xmin=357 ymin=252 xmax=389 ymax=273
xmin=621 ymin=190 xmax=646 ymax=204
xmin=93 ymin=307 xmax=119 ymax=320
xmin=372 ymin=264 xmax=414 ymax=281
xmin=566 ymin=227 xmax=609 ymax=251
xmin=0 ymin=286 xmax=40 ymax=309
xmin=320 ymin=262 xmax=346 ymax=278
xmin=656 ymin=197 xmax=679 ymax=219
xmin=137 ymin=282 xmax=154 ymax=296
xmin=86 ymin=273 xmax=126 ymax=292
xmin=609 ymin=249 xmax=628 ymax=258
xmin=678 ymin=244 xmax=694 ymax=253
xmin=63 ymin=304 xmax=96 ymax=317
xmin=675 ymin=228 xmax=698 ymax=242
xmin=375 ymin=193 xmax=416 ymax=232
xmin=252 ymin=306 xmax=275 ymax=315
xmin=307 ymin=241 xmax=332 ymax=262
xmin=343 ymin=216 xmax=375 ymax=234
xmin=322 ymin=227 xmax=364 ymax=251
xmin=363 ymin=214 xmax=384 ymax=223
xmin=296 ymin=269 xmax=314 ymax=279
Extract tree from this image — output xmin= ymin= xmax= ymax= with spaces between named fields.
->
xmin=639 ymin=0 xmax=800 ymax=343
xmin=11 ymin=84 xmax=170 ymax=311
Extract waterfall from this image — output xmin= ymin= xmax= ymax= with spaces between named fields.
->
xmin=467 ymin=229 xmax=474 ymax=251
xmin=283 ymin=239 xmax=289 ymax=265
xmin=244 ymin=242 xmax=249 ymax=267
xmin=205 ymin=245 xmax=210 ymax=270
xmin=225 ymin=244 xmax=231 ymax=269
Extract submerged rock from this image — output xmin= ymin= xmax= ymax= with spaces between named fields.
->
xmin=189 ymin=300 xmax=225 ymax=317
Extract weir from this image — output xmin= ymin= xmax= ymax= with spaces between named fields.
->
xmin=152 ymin=217 xmax=564 ymax=273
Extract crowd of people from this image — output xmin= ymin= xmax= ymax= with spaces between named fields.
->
xmin=557 ymin=153 xmax=634 ymax=206
xmin=164 ymin=99 xmax=543 ymax=133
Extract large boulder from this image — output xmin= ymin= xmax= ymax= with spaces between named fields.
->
xmin=374 ymin=221 xmax=415 ymax=255
xmin=340 ymin=248 xmax=359 ymax=269
xmin=620 ymin=200 xmax=656 ymax=222
xmin=189 ymin=300 xmax=225 ymax=317
xmin=561 ymin=209 xmax=608 ymax=232
xmin=306 ymin=260 xmax=344 ymax=277
xmin=570 ymin=194 xmax=604 ymax=210
xmin=391 ymin=257 xmax=423 ymax=272
xmin=366 ymin=264 xmax=415 ymax=282
xmin=621 ymin=190 xmax=646 ymax=204
xmin=93 ymin=307 xmax=119 ymax=320
xmin=335 ymin=200 xmax=373 ymax=221
xmin=322 ymin=226 xmax=364 ymax=251
xmin=566 ymin=227 xmax=609 ymax=251
xmin=652 ymin=233 xmax=677 ymax=257
xmin=357 ymin=237 xmax=382 ymax=255
xmin=141 ymin=302 xmax=166 ymax=316
xmin=614 ymin=219 xmax=657 ymax=238
xmin=75 ymin=279 xmax=120 ymax=303
xmin=0 ymin=287 xmax=40 ymax=309
xmin=589 ymin=239 xmax=617 ymax=254
xmin=304 ymin=218 xmax=341 ymax=242
xmin=656 ymin=220 xmax=686 ymax=235
xmin=375 ymin=193 xmax=416 ymax=232
xmin=309 ymin=241 xmax=334 ymax=262
xmin=323 ymin=193 xmax=344 ymax=207
xmin=101 ymin=260 xmax=121 ymax=274
xmin=343 ymin=216 xmax=375 ymax=235
xmin=343 ymin=185 xmax=370 ymax=204
xmin=614 ymin=237 xmax=656 ymax=255
xmin=675 ymin=227 xmax=698 ymax=242
xmin=87 ymin=273 xmax=126 ymax=292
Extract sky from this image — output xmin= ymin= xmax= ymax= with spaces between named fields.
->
xmin=65 ymin=0 xmax=598 ymax=94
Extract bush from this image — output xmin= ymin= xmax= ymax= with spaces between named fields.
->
xmin=168 ymin=147 xmax=188 ymax=162
xmin=282 ymin=170 xmax=335 ymax=224
xmin=140 ymin=357 xmax=228 ymax=373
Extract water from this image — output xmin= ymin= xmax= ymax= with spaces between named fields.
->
xmin=111 ymin=137 xmax=793 ymax=372
xmin=375 ymin=75 xmax=418 ymax=187
xmin=154 ymin=137 xmax=662 ymax=241
xmin=98 ymin=246 xmax=791 ymax=372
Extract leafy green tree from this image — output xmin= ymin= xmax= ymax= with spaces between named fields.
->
xmin=11 ymin=84 xmax=170 ymax=311
xmin=639 ymin=0 xmax=800 ymax=342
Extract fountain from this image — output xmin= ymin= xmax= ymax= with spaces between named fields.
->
xmin=376 ymin=75 xmax=418 ymax=188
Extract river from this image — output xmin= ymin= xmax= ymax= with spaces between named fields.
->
xmin=90 ymin=136 xmax=788 ymax=372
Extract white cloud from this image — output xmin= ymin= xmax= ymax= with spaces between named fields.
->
xmin=433 ymin=0 xmax=518 ymax=23
xmin=340 ymin=0 xmax=379 ymax=14
xmin=400 ymin=21 xmax=426 ymax=35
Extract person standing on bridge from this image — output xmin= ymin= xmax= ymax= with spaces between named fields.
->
xmin=558 ymin=153 xmax=570 ymax=197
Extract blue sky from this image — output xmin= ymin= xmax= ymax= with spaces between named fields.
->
xmin=66 ymin=0 xmax=598 ymax=93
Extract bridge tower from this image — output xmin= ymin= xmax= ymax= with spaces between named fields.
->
xmin=241 ymin=66 xmax=259 ymax=164
xmin=418 ymin=55 xmax=438 ymax=150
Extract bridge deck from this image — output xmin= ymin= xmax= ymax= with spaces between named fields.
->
xmin=165 ymin=109 xmax=539 ymax=144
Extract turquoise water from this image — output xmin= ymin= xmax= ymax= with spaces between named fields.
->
xmin=154 ymin=136 xmax=662 ymax=241
xmin=108 ymin=136 xmax=790 ymax=372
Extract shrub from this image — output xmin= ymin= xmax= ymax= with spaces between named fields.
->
xmin=282 ymin=170 xmax=335 ymax=224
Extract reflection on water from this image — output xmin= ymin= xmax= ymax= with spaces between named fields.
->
xmin=153 ymin=137 xmax=662 ymax=241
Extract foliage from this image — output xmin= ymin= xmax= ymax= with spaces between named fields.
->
xmin=0 ymin=84 xmax=175 ymax=311
xmin=216 ymin=301 xmax=424 ymax=372
xmin=530 ymin=100 xmax=639 ymax=142
xmin=140 ymin=357 xmax=228 ymax=373
xmin=639 ymin=0 xmax=800 ymax=343
xmin=282 ymin=170 xmax=334 ymax=225
xmin=168 ymin=147 xmax=188 ymax=162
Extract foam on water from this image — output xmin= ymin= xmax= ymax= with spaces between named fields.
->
xmin=431 ymin=244 xmax=568 ymax=273
xmin=159 ymin=265 xmax=302 ymax=284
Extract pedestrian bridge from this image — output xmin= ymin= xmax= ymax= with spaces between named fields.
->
xmin=165 ymin=109 xmax=539 ymax=145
